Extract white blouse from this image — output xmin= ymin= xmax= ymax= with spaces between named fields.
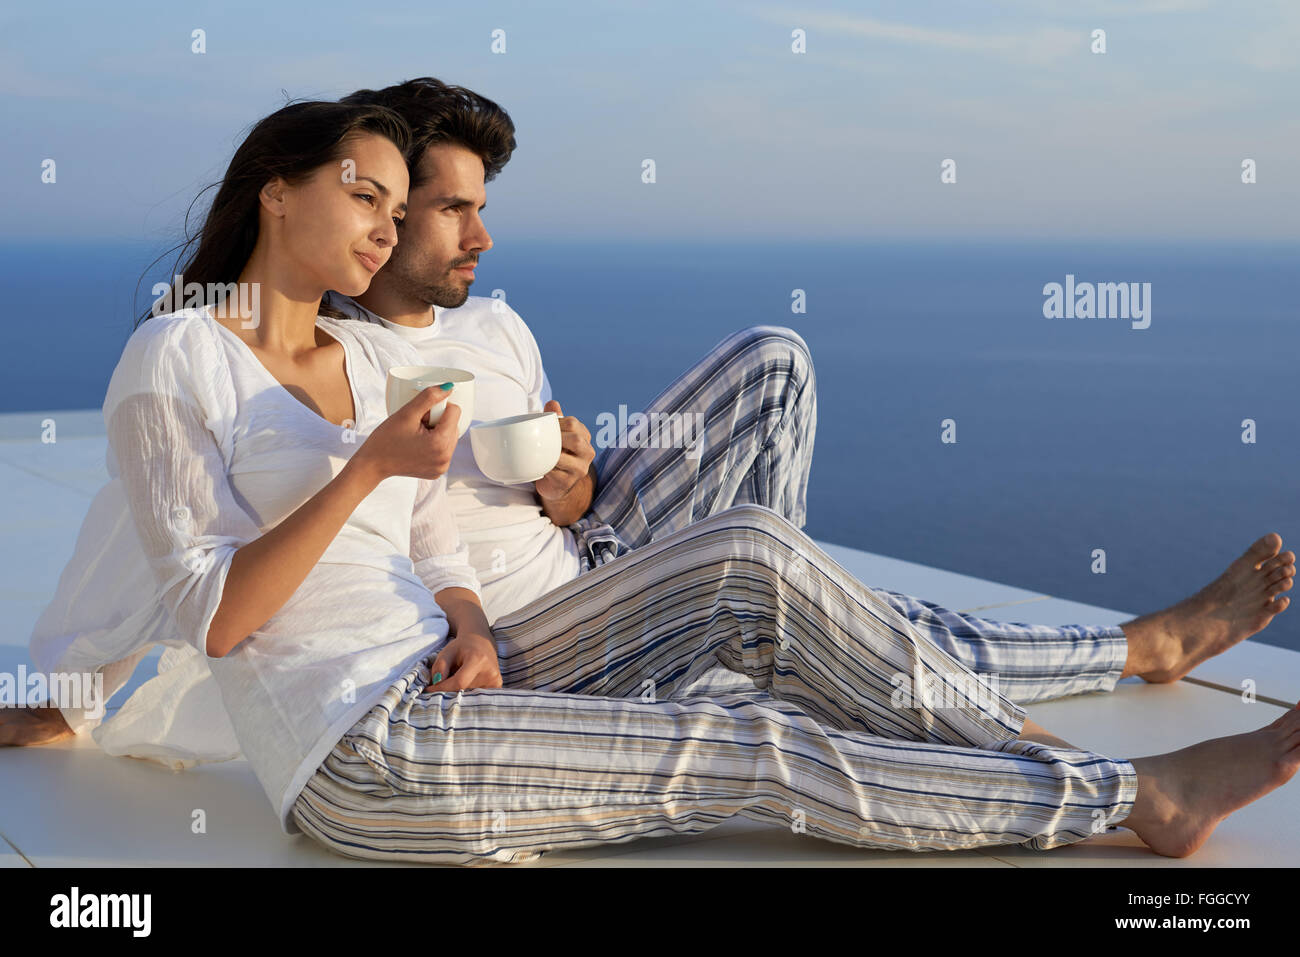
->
xmin=322 ymin=291 xmax=584 ymax=622
xmin=52 ymin=305 xmax=482 ymax=834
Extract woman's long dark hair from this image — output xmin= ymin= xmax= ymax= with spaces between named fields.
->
xmin=134 ymin=100 xmax=411 ymax=327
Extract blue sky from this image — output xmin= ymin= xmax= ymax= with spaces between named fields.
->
xmin=4 ymin=0 xmax=1297 ymax=241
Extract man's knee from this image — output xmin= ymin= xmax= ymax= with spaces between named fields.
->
xmin=727 ymin=325 xmax=814 ymax=381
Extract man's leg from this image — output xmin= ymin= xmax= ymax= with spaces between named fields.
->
xmin=567 ymin=324 xmax=1122 ymax=704
xmin=870 ymin=587 xmax=1127 ymax=705
xmin=870 ymin=529 xmax=1295 ymax=705
xmin=291 ymin=505 xmax=1143 ymax=864
xmin=576 ymin=325 xmax=816 ymax=556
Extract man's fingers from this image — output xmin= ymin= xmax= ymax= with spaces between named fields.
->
xmin=544 ymin=399 xmax=563 ymax=417
xmin=556 ymin=415 xmax=589 ymax=439
xmin=546 ymin=447 xmax=587 ymax=478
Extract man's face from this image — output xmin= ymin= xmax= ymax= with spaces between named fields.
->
xmin=375 ymin=142 xmax=493 ymax=309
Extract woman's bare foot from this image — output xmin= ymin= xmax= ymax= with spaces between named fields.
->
xmin=1017 ymin=717 xmax=1078 ymax=750
xmin=1122 ymin=704 xmax=1300 ymax=857
xmin=1120 ymin=533 xmax=1294 ymax=683
xmin=0 ymin=705 xmax=75 ymax=746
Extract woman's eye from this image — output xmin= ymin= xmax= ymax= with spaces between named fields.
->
xmin=357 ymin=193 xmax=374 ymax=203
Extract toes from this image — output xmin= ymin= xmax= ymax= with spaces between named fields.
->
xmin=1249 ymin=533 xmax=1284 ymax=568
xmin=1260 ymin=552 xmax=1295 ymax=574
xmin=1258 ymin=595 xmax=1290 ymax=627
xmin=1267 ymin=578 xmax=1294 ymax=598
xmin=1267 ymin=564 xmax=1296 ymax=586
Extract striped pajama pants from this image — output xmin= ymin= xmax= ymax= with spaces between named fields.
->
xmin=290 ymin=327 xmax=1139 ymax=864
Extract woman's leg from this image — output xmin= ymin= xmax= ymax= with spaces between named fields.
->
xmin=497 ymin=505 xmax=1025 ymax=745
xmin=569 ymin=325 xmax=816 ymax=567
xmin=290 ymin=505 xmax=1145 ymax=864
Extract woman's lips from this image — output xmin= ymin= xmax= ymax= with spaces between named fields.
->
xmin=355 ymin=250 xmax=381 ymax=272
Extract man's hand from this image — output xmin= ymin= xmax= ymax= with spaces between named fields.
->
xmin=426 ymin=632 xmax=503 ymax=693
xmin=534 ymin=400 xmax=597 ymax=525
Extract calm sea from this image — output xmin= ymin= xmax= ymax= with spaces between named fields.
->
xmin=4 ymin=238 xmax=1298 ymax=652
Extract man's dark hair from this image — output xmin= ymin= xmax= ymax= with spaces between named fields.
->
xmin=340 ymin=77 xmax=517 ymax=187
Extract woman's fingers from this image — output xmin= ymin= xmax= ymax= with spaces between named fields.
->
xmin=403 ymin=385 xmax=452 ymax=422
xmin=430 ymin=401 xmax=461 ymax=436
xmin=424 ymin=654 xmax=501 ymax=693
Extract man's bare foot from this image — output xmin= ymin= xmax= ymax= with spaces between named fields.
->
xmin=1122 ymin=704 xmax=1300 ymax=857
xmin=1120 ymin=533 xmax=1294 ymax=683
xmin=0 ymin=705 xmax=75 ymax=746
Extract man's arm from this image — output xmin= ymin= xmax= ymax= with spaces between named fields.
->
xmin=535 ymin=399 xmax=598 ymax=526
xmin=539 ymin=460 xmax=597 ymax=527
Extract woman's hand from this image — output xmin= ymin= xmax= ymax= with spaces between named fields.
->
xmin=352 ymin=386 xmax=462 ymax=484
xmin=0 ymin=705 xmax=75 ymax=747
xmin=426 ymin=632 xmax=503 ymax=693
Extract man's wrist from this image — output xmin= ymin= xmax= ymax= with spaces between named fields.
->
xmin=539 ymin=463 xmax=596 ymax=523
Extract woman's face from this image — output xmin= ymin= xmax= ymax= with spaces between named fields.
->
xmin=269 ymin=131 xmax=410 ymax=298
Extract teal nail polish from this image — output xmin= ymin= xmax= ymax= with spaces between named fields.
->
xmin=439 ymin=382 xmax=454 ymax=391
xmin=431 ymin=672 xmax=442 ymax=684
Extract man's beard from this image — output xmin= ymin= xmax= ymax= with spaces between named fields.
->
xmin=424 ymin=271 xmax=472 ymax=309
xmin=392 ymin=256 xmax=472 ymax=309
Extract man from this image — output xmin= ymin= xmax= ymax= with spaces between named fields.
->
xmin=324 ymin=78 xmax=817 ymax=630
xmin=325 ymin=77 xmax=1297 ymax=708
xmin=10 ymin=79 xmax=1294 ymax=760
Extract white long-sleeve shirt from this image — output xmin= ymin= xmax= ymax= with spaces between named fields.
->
xmin=30 ymin=294 xmax=579 ymax=776
xmin=51 ymin=305 xmax=482 ymax=833
xmin=321 ymin=291 xmax=582 ymax=621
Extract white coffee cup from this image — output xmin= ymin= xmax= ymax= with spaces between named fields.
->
xmin=470 ymin=411 xmax=562 ymax=485
xmin=385 ymin=366 xmax=476 ymax=436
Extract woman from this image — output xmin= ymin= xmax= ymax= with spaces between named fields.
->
xmin=10 ymin=100 xmax=1300 ymax=865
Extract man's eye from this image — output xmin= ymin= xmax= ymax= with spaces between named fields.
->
xmin=357 ymin=193 xmax=374 ymax=203
xmin=394 ymin=217 xmax=404 ymax=227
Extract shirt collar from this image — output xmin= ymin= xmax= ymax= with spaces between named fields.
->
xmin=323 ymin=290 xmax=440 ymax=328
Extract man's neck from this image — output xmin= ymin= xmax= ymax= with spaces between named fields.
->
xmin=352 ymin=289 xmax=436 ymax=329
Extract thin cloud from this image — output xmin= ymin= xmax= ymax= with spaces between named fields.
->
xmin=751 ymin=9 xmax=1083 ymax=65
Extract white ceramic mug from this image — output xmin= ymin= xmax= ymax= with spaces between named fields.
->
xmin=385 ymin=366 xmax=476 ymax=437
xmin=469 ymin=411 xmax=562 ymax=485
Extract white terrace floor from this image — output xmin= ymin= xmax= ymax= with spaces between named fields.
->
xmin=1 ymin=409 xmax=1298 ymax=868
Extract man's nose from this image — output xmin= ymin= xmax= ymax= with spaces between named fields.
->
xmin=467 ymin=218 xmax=492 ymax=253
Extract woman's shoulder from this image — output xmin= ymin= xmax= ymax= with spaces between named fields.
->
xmin=321 ymin=313 xmax=423 ymax=370
xmin=108 ymin=307 xmax=229 ymax=404
xmin=123 ymin=306 xmax=222 ymax=355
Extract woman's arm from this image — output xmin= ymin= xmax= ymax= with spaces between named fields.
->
xmin=203 ymin=393 xmax=463 ymax=658
xmin=428 ymin=587 xmax=501 ymax=692
xmin=407 ymin=468 xmax=499 ymax=692
xmin=111 ymin=326 xmax=463 ymax=661
xmin=206 ymin=457 xmax=381 ymax=657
